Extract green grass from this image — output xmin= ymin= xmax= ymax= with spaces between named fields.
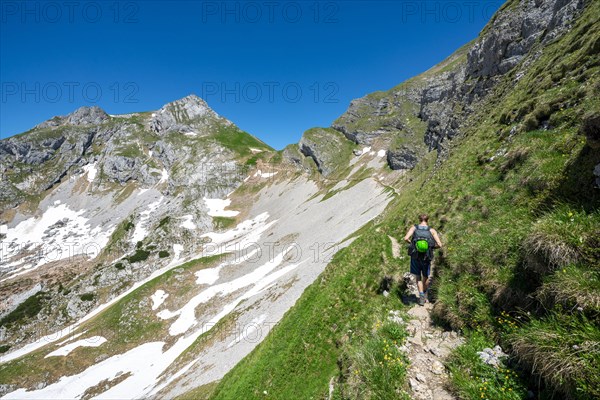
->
xmin=213 ymin=125 xmax=272 ymax=158
xmin=446 ymin=332 xmax=527 ymax=400
xmin=209 ymin=232 xmax=409 ymax=400
xmin=509 ymin=312 xmax=600 ymax=399
xmin=212 ymin=216 xmax=236 ymax=230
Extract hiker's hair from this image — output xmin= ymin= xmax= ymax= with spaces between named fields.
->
xmin=418 ymin=214 xmax=429 ymax=222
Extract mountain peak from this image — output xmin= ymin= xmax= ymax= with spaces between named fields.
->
xmin=150 ymin=94 xmax=229 ymax=134
xmin=36 ymin=105 xmax=109 ymax=129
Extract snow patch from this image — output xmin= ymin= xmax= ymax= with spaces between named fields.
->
xmin=0 ymin=203 xmax=115 ymax=277
xmin=378 ymin=150 xmax=386 ymax=158
xmin=253 ymin=170 xmax=278 ymax=179
xmin=130 ymin=197 xmax=163 ymax=244
xmin=194 ymin=267 xmax=220 ymax=286
xmin=158 ymin=245 xmax=295 ymax=336
xmin=57 ymin=332 xmax=86 ymax=346
xmin=158 ymin=168 xmax=169 ymax=184
xmin=249 ymin=148 xmax=263 ymax=153
xmin=81 ymin=163 xmax=97 ymax=183
xmin=184 ymin=131 xmax=197 ymax=137
xmin=203 ymin=197 xmax=240 ymax=218
xmin=45 ymin=336 xmax=107 ymax=358
xmin=151 ymin=290 xmax=169 ymax=311
xmin=179 ymin=215 xmax=196 ymax=230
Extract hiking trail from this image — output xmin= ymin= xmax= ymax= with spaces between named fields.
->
xmin=390 ymin=237 xmax=463 ymax=400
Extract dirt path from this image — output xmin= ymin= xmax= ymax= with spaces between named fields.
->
xmin=390 ymin=236 xmax=462 ymax=400
xmin=388 ymin=235 xmax=401 ymax=258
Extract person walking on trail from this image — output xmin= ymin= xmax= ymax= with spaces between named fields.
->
xmin=403 ymin=214 xmax=443 ymax=306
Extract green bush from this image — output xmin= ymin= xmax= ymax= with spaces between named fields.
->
xmin=158 ymin=250 xmax=170 ymax=258
xmin=0 ymin=345 xmax=11 ymax=353
xmin=0 ymin=292 xmax=47 ymax=327
xmin=127 ymin=249 xmax=150 ymax=263
xmin=114 ymin=262 xmax=125 ymax=270
xmin=80 ymin=293 xmax=95 ymax=302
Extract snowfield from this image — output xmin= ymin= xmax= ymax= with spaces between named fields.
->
xmin=45 ymin=336 xmax=107 ymax=358
xmin=0 ymin=202 xmax=115 ymax=281
xmin=203 ymin=197 xmax=240 ymax=217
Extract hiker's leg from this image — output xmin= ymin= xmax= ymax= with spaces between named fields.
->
xmin=410 ymin=258 xmax=422 ymax=295
xmin=422 ymin=260 xmax=431 ymax=295
xmin=416 ymin=275 xmax=424 ymax=293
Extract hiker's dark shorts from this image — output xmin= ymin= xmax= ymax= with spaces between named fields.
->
xmin=410 ymin=257 xmax=431 ymax=278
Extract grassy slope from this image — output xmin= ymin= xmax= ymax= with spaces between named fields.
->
xmin=209 ymin=2 xmax=600 ymax=399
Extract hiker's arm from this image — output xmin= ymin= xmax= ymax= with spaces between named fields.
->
xmin=403 ymin=226 xmax=415 ymax=243
xmin=431 ymin=229 xmax=443 ymax=248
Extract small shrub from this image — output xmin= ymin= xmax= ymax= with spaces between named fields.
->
xmin=80 ymin=293 xmax=95 ymax=302
xmin=127 ymin=249 xmax=150 ymax=263
xmin=581 ymin=112 xmax=600 ymax=148
xmin=124 ymin=221 xmax=134 ymax=231
xmin=158 ymin=216 xmax=170 ymax=229
xmin=114 ymin=262 xmax=125 ymax=270
xmin=0 ymin=345 xmax=10 ymax=353
xmin=136 ymin=241 xmax=143 ymax=249
xmin=522 ymin=114 xmax=539 ymax=132
xmin=159 ymin=250 xmax=170 ymax=258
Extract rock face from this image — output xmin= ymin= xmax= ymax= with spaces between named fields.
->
xmin=0 ymin=94 xmax=259 ymax=207
xmin=300 ymin=0 xmax=586 ymax=172
xmin=298 ymin=128 xmax=351 ymax=176
xmin=149 ymin=94 xmax=231 ymax=134
xmin=0 ymin=94 xmax=272 ymax=356
xmin=387 ymin=146 xmax=419 ymax=170
xmin=36 ymin=106 xmax=109 ymax=128
xmin=466 ymin=0 xmax=585 ymax=78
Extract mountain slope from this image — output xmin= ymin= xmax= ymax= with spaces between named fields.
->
xmin=207 ymin=1 xmax=599 ymax=399
xmin=0 ymin=93 xmax=399 ymax=397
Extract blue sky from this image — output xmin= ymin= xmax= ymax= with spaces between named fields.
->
xmin=1 ymin=1 xmax=503 ymax=149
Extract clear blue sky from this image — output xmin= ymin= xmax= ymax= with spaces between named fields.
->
xmin=1 ymin=0 xmax=503 ymax=149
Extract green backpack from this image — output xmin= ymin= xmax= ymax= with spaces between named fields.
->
xmin=412 ymin=225 xmax=434 ymax=257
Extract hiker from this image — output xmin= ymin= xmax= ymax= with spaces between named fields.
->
xmin=403 ymin=214 xmax=443 ymax=306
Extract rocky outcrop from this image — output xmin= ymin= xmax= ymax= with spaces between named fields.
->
xmin=466 ymin=0 xmax=585 ymax=79
xmin=102 ymin=155 xmax=139 ymax=184
xmin=36 ymin=106 xmax=109 ymax=129
xmin=298 ymin=128 xmax=350 ymax=176
xmin=387 ymin=146 xmax=420 ymax=170
xmin=324 ymin=0 xmax=587 ymax=172
xmin=149 ymin=94 xmax=231 ymax=134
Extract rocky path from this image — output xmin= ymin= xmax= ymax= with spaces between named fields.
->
xmin=389 ymin=235 xmax=462 ymax=399
xmin=404 ymin=301 xmax=463 ymax=399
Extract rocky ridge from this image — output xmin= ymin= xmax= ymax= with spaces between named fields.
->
xmin=291 ymin=0 xmax=586 ymax=175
